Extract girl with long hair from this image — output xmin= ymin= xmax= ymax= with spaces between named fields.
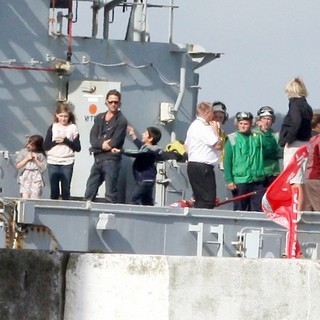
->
xmin=44 ymin=102 xmax=81 ymax=200
xmin=16 ymin=135 xmax=47 ymax=199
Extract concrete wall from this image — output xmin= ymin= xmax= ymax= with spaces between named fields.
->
xmin=1 ymin=250 xmax=320 ymax=319
xmin=0 ymin=249 xmax=68 ymax=320
xmin=65 ymin=254 xmax=320 ymax=320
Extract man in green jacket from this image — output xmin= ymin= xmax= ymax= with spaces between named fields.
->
xmin=223 ymin=111 xmax=277 ymax=211
xmin=254 ymin=106 xmax=282 ymax=188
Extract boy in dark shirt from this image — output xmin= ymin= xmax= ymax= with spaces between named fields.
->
xmin=113 ymin=126 xmax=163 ymax=205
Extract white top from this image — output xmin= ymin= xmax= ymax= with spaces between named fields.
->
xmin=47 ymin=123 xmax=79 ymax=165
xmin=185 ymin=117 xmax=220 ymax=165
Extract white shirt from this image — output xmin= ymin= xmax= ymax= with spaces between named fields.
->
xmin=47 ymin=123 xmax=79 ymax=165
xmin=185 ymin=117 xmax=220 ymax=165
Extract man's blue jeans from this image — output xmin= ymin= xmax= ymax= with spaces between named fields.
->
xmin=47 ymin=163 xmax=74 ymax=200
xmin=84 ymin=158 xmax=120 ymax=203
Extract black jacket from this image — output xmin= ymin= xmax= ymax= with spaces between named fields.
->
xmin=123 ymin=139 xmax=181 ymax=182
xmin=279 ymin=97 xmax=313 ymax=147
xmin=123 ymin=139 xmax=162 ymax=182
xmin=89 ymin=111 xmax=127 ymax=160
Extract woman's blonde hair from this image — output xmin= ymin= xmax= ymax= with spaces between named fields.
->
xmin=285 ymin=77 xmax=308 ymax=98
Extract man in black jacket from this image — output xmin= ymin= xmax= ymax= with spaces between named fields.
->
xmin=84 ymin=89 xmax=127 ymax=203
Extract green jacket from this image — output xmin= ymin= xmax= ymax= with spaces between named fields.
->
xmin=223 ymin=131 xmax=265 ymax=184
xmin=253 ymin=127 xmax=282 ymax=177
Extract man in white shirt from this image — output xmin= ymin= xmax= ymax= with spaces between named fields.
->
xmin=185 ymin=102 xmax=222 ymax=208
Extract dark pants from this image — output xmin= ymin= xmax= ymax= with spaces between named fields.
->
xmin=187 ymin=162 xmax=216 ymax=209
xmin=264 ymin=175 xmax=278 ymax=188
xmin=130 ymin=181 xmax=155 ymax=206
xmin=84 ymin=158 xmax=120 ymax=203
xmin=47 ymin=163 xmax=74 ymax=200
xmin=232 ymin=181 xmax=265 ymax=212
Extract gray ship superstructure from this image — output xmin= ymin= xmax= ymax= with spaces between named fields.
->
xmin=0 ymin=0 xmax=319 ymax=260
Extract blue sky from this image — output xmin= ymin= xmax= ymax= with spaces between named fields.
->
xmin=172 ymin=1 xmax=320 ymax=116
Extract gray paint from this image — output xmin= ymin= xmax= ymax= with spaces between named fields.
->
xmin=2 ymin=197 xmax=319 ymax=259
xmin=0 ymin=1 xmax=199 ymax=201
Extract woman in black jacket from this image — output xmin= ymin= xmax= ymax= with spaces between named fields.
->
xmin=279 ymin=77 xmax=313 ymax=209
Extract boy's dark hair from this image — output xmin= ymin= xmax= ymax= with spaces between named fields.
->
xmin=147 ymin=127 xmax=162 ymax=145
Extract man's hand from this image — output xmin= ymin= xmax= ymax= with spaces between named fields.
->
xmin=209 ymin=121 xmax=222 ymax=148
xmin=102 ymin=139 xmax=112 ymax=151
xmin=256 ymin=120 xmax=268 ymax=132
xmin=209 ymin=120 xmax=221 ymax=137
xmin=226 ymin=182 xmax=236 ymax=190
xmin=214 ymin=140 xmax=223 ymax=150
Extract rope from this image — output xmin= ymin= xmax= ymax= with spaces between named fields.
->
xmin=0 ymin=65 xmax=56 ymax=72
xmin=83 ymin=57 xmax=180 ymax=87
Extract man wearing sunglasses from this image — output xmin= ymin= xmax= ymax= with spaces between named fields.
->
xmin=84 ymin=89 xmax=127 ymax=203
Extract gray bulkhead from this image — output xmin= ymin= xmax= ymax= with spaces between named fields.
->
xmin=0 ymin=0 xmax=205 ymax=201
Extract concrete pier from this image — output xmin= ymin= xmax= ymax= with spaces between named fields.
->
xmin=0 ymin=249 xmax=67 ymax=320
xmin=1 ymin=250 xmax=320 ymax=319
xmin=64 ymin=254 xmax=320 ymax=320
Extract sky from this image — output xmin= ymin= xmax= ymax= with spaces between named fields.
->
xmin=73 ymin=0 xmax=320 ymax=117
xmin=172 ymin=0 xmax=320 ymax=117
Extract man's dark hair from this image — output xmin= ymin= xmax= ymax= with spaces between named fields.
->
xmin=106 ymin=89 xmax=121 ymax=101
xmin=147 ymin=127 xmax=162 ymax=145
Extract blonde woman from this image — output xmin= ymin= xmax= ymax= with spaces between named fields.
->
xmin=212 ymin=101 xmax=229 ymax=170
xmin=279 ymin=77 xmax=313 ymax=209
